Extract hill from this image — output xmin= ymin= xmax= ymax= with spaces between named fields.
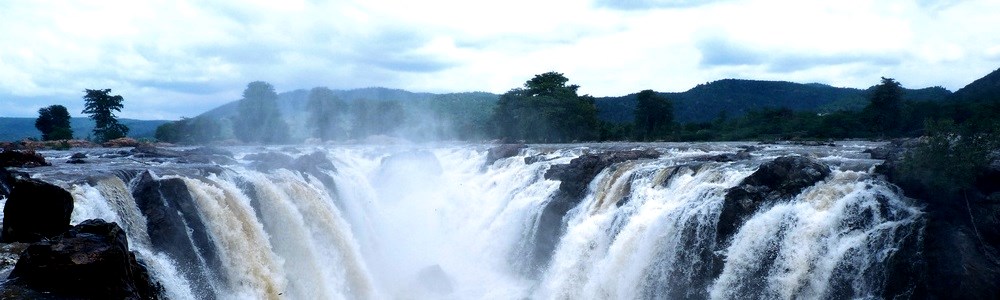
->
xmin=595 ymin=79 xmax=953 ymax=124
xmin=0 ymin=118 xmax=169 ymax=142
xmin=950 ymin=67 xmax=1000 ymax=103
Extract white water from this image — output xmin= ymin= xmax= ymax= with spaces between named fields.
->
xmin=55 ymin=143 xmax=920 ymax=299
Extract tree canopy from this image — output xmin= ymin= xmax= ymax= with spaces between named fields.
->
xmin=306 ymin=87 xmax=346 ymax=141
xmin=491 ymin=72 xmax=599 ymax=142
xmin=233 ymin=81 xmax=290 ymax=144
xmin=633 ymin=90 xmax=673 ymax=141
xmin=865 ymin=77 xmax=904 ymax=137
xmin=35 ymin=105 xmax=74 ymax=141
xmin=82 ymin=89 xmax=129 ymax=142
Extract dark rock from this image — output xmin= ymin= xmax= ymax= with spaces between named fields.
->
xmin=716 ymin=156 xmax=831 ymax=246
xmin=131 ymin=172 xmax=220 ymax=299
xmin=484 ymin=144 xmax=526 ymax=167
xmin=130 ymin=146 xmax=184 ymax=158
xmin=1 ymin=177 xmax=74 ymax=243
xmin=70 ymin=153 xmax=87 ymax=159
xmin=100 ymin=150 xmax=131 ymax=159
xmin=293 ymin=151 xmax=337 ymax=175
xmin=524 ymin=154 xmax=552 ymax=165
xmin=177 ymin=154 xmax=237 ymax=165
xmin=244 ymin=152 xmax=295 ymax=171
xmin=694 ymin=151 xmax=751 ymax=162
xmin=877 ymin=149 xmax=1000 ymax=299
xmin=67 ymin=158 xmax=86 ymax=164
xmin=182 ymin=147 xmax=233 ymax=158
xmin=4 ymin=219 xmax=162 ymax=299
xmin=523 ymin=149 xmax=660 ymax=276
xmin=0 ymin=149 xmax=50 ymax=168
xmin=544 ymin=149 xmax=661 ymax=199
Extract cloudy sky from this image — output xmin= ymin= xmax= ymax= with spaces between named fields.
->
xmin=1 ymin=0 xmax=998 ymax=120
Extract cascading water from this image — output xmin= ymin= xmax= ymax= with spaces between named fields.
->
xmin=40 ymin=143 xmax=921 ymax=299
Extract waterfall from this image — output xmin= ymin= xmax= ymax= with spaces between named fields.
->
xmin=57 ymin=144 xmax=921 ymax=299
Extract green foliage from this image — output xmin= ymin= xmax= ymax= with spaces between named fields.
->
xmin=865 ymin=77 xmax=904 ymax=137
xmin=35 ymin=105 xmax=73 ymax=140
xmin=347 ymin=99 xmax=406 ymax=139
xmin=233 ymin=81 xmax=290 ymax=144
xmin=82 ymin=89 xmax=129 ymax=142
xmin=633 ymin=90 xmax=673 ymax=141
xmin=306 ymin=87 xmax=345 ymax=141
xmin=154 ymin=117 xmax=223 ymax=144
xmin=491 ymin=72 xmax=600 ymax=142
xmin=899 ymin=120 xmax=999 ymax=194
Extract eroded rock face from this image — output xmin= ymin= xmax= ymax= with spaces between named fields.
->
xmin=0 ymin=150 xmax=49 ymax=168
xmin=484 ymin=144 xmax=526 ymax=167
xmin=5 ymin=219 xmax=162 ymax=299
xmin=715 ymin=156 xmax=831 ymax=246
xmin=0 ymin=176 xmax=73 ymax=243
xmin=522 ymin=149 xmax=661 ymax=276
xmin=131 ymin=172 xmax=220 ymax=299
xmin=875 ymin=148 xmax=1000 ymax=299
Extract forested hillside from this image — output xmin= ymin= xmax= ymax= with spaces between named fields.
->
xmin=595 ymin=79 xmax=953 ymax=124
xmin=0 ymin=118 xmax=167 ymax=141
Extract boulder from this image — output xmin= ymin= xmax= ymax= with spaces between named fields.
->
xmin=716 ymin=156 xmax=831 ymax=246
xmin=0 ymin=149 xmax=50 ymax=168
xmin=70 ymin=153 xmax=87 ymax=159
xmin=244 ymin=152 xmax=295 ymax=172
xmin=130 ymin=146 xmax=184 ymax=158
xmin=1 ymin=176 xmax=74 ymax=243
xmin=695 ymin=151 xmax=752 ymax=162
xmin=544 ymin=149 xmax=662 ymax=198
xmin=484 ymin=144 xmax=526 ymax=167
xmin=4 ymin=219 xmax=162 ymax=299
xmin=182 ymin=147 xmax=234 ymax=158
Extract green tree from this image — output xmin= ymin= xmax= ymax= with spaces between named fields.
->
xmin=82 ymin=89 xmax=129 ymax=142
xmin=35 ymin=105 xmax=74 ymax=140
xmin=491 ymin=72 xmax=599 ymax=142
xmin=233 ymin=81 xmax=290 ymax=144
xmin=306 ymin=87 xmax=345 ymax=141
xmin=633 ymin=90 xmax=674 ymax=141
xmin=865 ymin=77 xmax=903 ymax=137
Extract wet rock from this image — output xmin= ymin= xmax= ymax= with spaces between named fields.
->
xmin=716 ymin=156 xmax=831 ymax=246
xmin=68 ymin=153 xmax=87 ymax=164
xmin=0 ymin=149 xmax=50 ymax=168
xmin=3 ymin=219 xmax=163 ymax=299
xmin=177 ymin=154 xmax=237 ymax=165
xmin=484 ymin=144 xmax=526 ymax=167
xmin=545 ymin=149 xmax=662 ymax=198
xmin=293 ymin=151 xmax=337 ymax=175
xmin=524 ymin=149 xmax=660 ymax=276
xmin=130 ymin=145 xmax=183 ymax=158
xmin=0 ymin=177 xmax=74 ymax=243
xmin=131 ymin=172 xmax=220 ymax=299
xmin=183 ymin=147 xmax=234 ymax=158
xmin=694 ymin=151 xmax=751 ymax=162
xmin=244 ymin=152 xmax=295 ymax=171
xmin=877 ymin=150 xmax=1000 ymax=299
xmin=524 ymin=154 xmax=553 ymax=165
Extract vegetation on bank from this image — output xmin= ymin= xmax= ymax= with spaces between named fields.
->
xmin=146 ymin=68 xmax=999 ymax=147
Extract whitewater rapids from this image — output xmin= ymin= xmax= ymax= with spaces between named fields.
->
xmin=33 ymin=142 xmax=920 ymax=299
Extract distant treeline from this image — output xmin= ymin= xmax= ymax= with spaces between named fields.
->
xmin=154 ymin=67 xmax=1000 ymax=144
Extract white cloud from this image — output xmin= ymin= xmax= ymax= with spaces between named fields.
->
xmin=0 ymin=0 xmax=998 ymax=119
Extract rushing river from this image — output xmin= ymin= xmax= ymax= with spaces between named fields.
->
xmin=19 ymin=142 xmax=922 ymax=299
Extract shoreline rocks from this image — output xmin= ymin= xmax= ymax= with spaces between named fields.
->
xmin=4 ymin=219 xmax=162 ymax=299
